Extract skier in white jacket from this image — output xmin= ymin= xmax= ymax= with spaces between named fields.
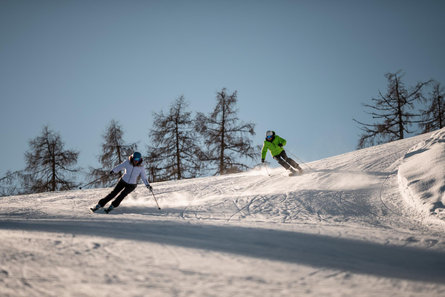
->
xmin=91 ymin=152 xmax=152 ymax=213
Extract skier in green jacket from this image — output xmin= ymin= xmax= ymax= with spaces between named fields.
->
xmin=261 ymin=131 xmax=303 ymax=176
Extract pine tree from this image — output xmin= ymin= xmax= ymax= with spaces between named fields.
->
xmin=354 ymin=72 xmax=430 ymax=148
xmin=419 ymin=82 xmax=444 ymax=133
xmin=196 ymin=88 xmax=256 ymax=175
xmin=23 ymin=126 xmax=79 ymax=193
xmin=147 ymin=96 xmax=202 ymax=181
xmin=88 ymin=120 xmax=137 ymax=187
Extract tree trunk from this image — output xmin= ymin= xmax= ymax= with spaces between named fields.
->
xmin=438 ymin=95 xmax=444 ymax=128
xmin=395 ymin=76 xmax=404 ymax=139
xmin=116 ymin=142 xmax=122 ymax=178
xmin=175 ymin=117 xmax=181 ymax=180
xmin=219 ymin=101 xmax=226 ymax=175
xmin=48 ymin=139 xmax=56 ymax=192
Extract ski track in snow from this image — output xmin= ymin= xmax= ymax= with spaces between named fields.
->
xmin=0 ymin=129 xmax=444 ymax=297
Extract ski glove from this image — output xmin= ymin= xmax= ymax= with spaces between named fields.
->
xmin=146 ymin=185 xmax=153 ymax=192
xmin=261 ymin=158 xmax=265 ymax=163
xmin=278 ymin=143 xmax=283 ymax=147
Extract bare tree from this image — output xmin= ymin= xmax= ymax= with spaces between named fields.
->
xmin=145 ymin=150 xmax=164 ymax=182
xmin=354 ymin=72 xmax=430 ymax=148
xmin=196 ymin=88 xmax=256 ymax=175
xmin=24 ymin=126 xmax=79 ymax=193
xmin=0 ymin=170 xmax=24 ymax=196
xmin=147 ymin=96 xmax=203 ymax=181
xmin=88 ymin=120 xmax=137 ymax=187
xmin=419 ymin=81 xmax=444 ymax=133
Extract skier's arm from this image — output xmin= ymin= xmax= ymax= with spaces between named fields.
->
xmin=111 ymin=160 xmax=128 ymax=173
xmin=261 ymin=142 xmax=268 ymax=160
xmin=140 ymin=168 xmax=152 ymax=190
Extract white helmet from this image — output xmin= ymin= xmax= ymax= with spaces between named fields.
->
xmin=266 ymin=130 xmax=275 ymax=140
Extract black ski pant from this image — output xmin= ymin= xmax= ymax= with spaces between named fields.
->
xmin=98 ymin=179 xmax=137 ymax=208
xmin=273 ymin=150 xmax=299 ymax=171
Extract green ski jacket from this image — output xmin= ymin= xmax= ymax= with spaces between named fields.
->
xmin=261 ymin=135 xmax=286 ymax=159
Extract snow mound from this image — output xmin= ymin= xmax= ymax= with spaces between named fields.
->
xmin=398 ymin=128 xmax=445 ymax=219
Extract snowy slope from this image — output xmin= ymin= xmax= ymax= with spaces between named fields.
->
xmin=398 ymin=128 xmax=445 ymax=219
xmin=0 ymin=128 xmax=444 ymax=297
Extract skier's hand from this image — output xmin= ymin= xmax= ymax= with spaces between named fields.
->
xmin=261 ymin=158 xmax=265 ymax=163
xmin=278 ymin=143 xmax=283 ymax=147
xmin=146 ymin=184 xmax=153 ymax=192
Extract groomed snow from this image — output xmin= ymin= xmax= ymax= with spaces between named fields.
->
xmin=0 ymin=128 xmax=444 ymax=297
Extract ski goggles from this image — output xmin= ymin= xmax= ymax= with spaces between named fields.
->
xmin=266 ymin=135 xmax=273 ymax=140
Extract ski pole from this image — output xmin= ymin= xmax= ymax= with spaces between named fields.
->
xmin=149 ymin=188 xmax=161 ymax=210
xmin=263 ymin=163 xmax=271 ymax=176
xmin=288 ymin=151 xmax=313 ymax=171
xmin=259 ymin=162 xmax=271 ymax=176
xmin=79 ymin=177 xmax=103 ymax=189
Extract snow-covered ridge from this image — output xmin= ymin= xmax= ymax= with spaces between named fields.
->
xmin=398 ymin=128 xmax=445 ymax=220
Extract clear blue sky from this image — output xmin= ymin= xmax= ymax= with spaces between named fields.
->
xmin=1 ymin=0 xmax=444 ymax=177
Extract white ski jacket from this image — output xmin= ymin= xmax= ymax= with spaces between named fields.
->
xmin=112 ymin=159 xmax=150 ymax=186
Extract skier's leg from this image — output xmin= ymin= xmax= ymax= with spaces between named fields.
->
xmin=294 ymin=163 xmax=303 ymax=173
xmin=274 ymin=152 xmax=292 ymax=170
xmin=282 ymin=151 xmax=303 ymax=173
xmin=98 ymin=179 xmax=126 ymax=207
xmin=111 ymin=183 xmax=137 ymax=208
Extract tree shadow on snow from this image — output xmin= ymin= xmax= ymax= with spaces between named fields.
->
xmin=1 ymin=218 xmax=445 ymax=283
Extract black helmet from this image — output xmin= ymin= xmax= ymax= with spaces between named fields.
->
xmin=131 ymin=152 xmax=142 ymax=165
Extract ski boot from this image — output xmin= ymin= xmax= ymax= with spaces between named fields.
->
xmin=289 ymin=168 xmax=298 ymax=176
xmin=90 ymin=204 xmax=102 ymax=213
xmin=296 ymin=165 xmax=304 ymax=175
xmin=289 ymin=166 xmax=304 ymax=176
xmin=104 ymin=205 xmax=114 ymax=214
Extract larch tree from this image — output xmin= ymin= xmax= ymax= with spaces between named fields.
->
xmin=88 ymin=120 xmax=137 ymax=187
xmin=147 ymin=96 xmax=203 ymax=181
xmin=354 ymin=72 xmax=430 ymax=148
xmin=195 ymin=88 xmax=256 ymax=175
xmin=419 ymin=81 xmax=444 ymax=133
xmin=23 ymin=126 xmax=79 ymax=193
xmin=0 ymin=170 xmax=25 ymax=196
